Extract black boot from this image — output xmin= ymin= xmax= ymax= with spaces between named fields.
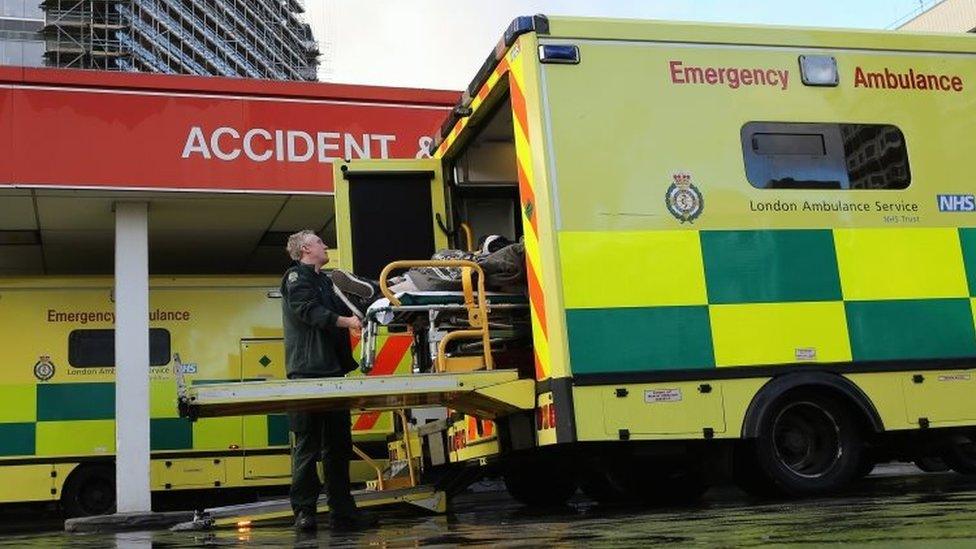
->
xmin=329 ymin=270 xmax=377 ymax=300
xmin=294 ymin=509 xmax=317 ymax=531
xmin=329 ymin=512 xmax=378 ymax=532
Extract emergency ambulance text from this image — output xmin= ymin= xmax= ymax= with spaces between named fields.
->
xmin=47 ymin=309 xmax=192 ymax=324
xmin=669 ymin=61 xmax=790 ymax=90
xmin=854 ymin=67 xmax=963 ymax=92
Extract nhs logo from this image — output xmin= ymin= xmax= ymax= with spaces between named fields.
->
xmin=938 ymin=194 xmax=976 ymax=212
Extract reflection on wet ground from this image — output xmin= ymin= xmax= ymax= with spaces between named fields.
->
xmin=4 ymin=467 xmax=976 ymax=547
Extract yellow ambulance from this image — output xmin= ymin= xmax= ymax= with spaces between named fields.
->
xmin=0 ymin=275 xmax=405 ymax=516
xmin=185 ymin=15 xmax=976 ymax=508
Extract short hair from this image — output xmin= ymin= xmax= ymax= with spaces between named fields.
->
xmin=286 ymin=229 xmax=318 ymax=260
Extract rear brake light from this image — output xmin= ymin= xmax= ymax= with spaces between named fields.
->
xmin=548 ymin=404 xmax=556 ymax=429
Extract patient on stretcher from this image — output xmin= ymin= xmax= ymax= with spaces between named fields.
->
xmin=327 ymin=235 xmax=526 ymax=317
xmin=339 ymin=236 xmax=532 ymax=375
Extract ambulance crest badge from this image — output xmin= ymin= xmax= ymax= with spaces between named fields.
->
xmin=665 ymin=172 xmax=704 ymax=223
xmin=34 ymin=355 xmax=55 ymax=381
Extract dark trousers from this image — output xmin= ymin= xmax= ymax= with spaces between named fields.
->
xmin=289 ymin=409 xmax=358 ymax=518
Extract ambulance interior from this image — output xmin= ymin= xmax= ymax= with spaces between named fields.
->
xmin=362 ymin=94 xmax=534 ymax=379
xmin=447 ymin=103 xmax=522 ymax=245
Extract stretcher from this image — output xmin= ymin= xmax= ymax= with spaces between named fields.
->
xmin=359 ymin=259 xmax=530 ymax=375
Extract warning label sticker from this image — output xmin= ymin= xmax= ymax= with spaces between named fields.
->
xmin=938 ymin=374 xmax=972 ymax=382
xmin=645 ymin=388 xmax=682 ymax=403
xmin=795 ymin=348 xmax=817 ymax=361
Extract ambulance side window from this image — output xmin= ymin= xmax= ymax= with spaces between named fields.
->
xmin=741 ymin=122 xmax=910 ymax=190
xmin=68 ymin=329 xmax=171 ymax=368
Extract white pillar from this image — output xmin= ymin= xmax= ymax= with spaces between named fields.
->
xmin=114 ymin=202 xmax=151 ymax=513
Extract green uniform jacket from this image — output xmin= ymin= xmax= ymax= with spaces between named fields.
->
xmin=281 ymin=262 xmax=358 ymax=379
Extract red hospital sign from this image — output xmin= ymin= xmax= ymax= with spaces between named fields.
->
xmin=0 ymin=67 xmax=457 ymax=194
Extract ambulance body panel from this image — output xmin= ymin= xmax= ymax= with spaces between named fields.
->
xmin=332 ymin=16 xmax=976 ymax=501
xmin=0 ymin=275 xmax=403 ymax=507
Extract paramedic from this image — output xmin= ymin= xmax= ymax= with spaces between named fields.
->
xmin=281 ymin=229 xmax=377 ymax=532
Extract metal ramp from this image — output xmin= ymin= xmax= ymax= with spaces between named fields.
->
xmin=178 ymin=369 xmax=535 ymax=420
xmin=172 ymin=485 xmax=446 ymax=531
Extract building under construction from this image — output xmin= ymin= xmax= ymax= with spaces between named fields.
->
xmin=899 ymin=0 xmax=976 ymax=32
xmin=41 ymin=0 xmax=320 ymax=80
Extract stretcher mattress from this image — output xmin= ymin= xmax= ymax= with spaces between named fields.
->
xmin=367 ymin=291 xmax=527 ymax=324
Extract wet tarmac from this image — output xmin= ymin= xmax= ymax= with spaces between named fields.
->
xmin=4 ymin=466 xmax=976 ymax=547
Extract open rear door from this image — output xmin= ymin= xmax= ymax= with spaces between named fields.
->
xmin=332 ymin=159 xmax=449 ymax=436
xmin=333 ymin=158 xmax=449 ymax=279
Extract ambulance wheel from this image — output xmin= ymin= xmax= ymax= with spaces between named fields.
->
xmin=62 ymin=465 xmax=116 ymax=518
xmin=855 ymin=456 xmax=876 ymax=479
xmin=732 ymin=442 xmax=778 ymax=497
xmin=735 ymin=392 xmax=863 ymax=497
xmin=941 ymin=433 xmax=976 ymax=475
xmin=504 ymin=466 xmax=577 ymax=507
xmin=645 ymin=471 xmax=709 ymax=505
xmin=582 ymin=467 xmax=707 ymax=506
xmin=914 ymin=456 xmax=949 ymax=473
xmin=580 ymin=470 xmax=622 ymax=504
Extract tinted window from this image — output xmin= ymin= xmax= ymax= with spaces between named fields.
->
xmin=742 ymin=122 xmax=910 ymax=190
xmin=346 ymin=172 xmax=435 ymax=279
xmin=68 ymin=329 xmax=171 ymax=368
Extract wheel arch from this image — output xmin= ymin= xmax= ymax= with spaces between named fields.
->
xmin=60 ymin=460 xmax=116 ymax=517
xmin=741 ymin=371 xmax=885 ymax=439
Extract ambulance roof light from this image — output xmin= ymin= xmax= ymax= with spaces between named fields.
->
xmin=504 ymin=14 xmax=549 ymax=48
xmin=799 ymin=55 xmax=839 ymax=87
xmin=435 ymin=15 xmax=550 ymax=146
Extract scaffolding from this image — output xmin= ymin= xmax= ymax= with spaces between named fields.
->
xmin=42 ymin=0 xmax=320 ymax=80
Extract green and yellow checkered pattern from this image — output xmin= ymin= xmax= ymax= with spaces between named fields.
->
xmin=0 ymin=382 xmax=289 ymax=458
xmin=561 ymin=227 xmax=976 ymax=374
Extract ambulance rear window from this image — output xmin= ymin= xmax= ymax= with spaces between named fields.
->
xmin=68 ymin=329 xmax=171 ymax=368
xmin=742 ymin=122 xmax=910 ymax=190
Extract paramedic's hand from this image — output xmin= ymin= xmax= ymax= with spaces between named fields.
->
xmin=336 ymin=315 xmax=363 ymax=333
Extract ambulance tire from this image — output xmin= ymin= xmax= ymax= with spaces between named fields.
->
xmin=640 ymin=471 xmax=709 ymax=505
xmin=941 ymin=433 xmax=976 ymax=475
xmin=61 ymin=464 xmax=116 ymax=518
xmin=735 ymin=392 xmax=863 ymax=497
xmin=504 ymin=467 xmax=577 ymax=507
xmin=579 ymin=470 xmax=621 ymax=504
xmin=731 ymin=443 xmax=779 ymax=497
xmin=855 ymin=456 xmax=876 ymax=479
xmin=582 ymin=467 xmax=707 ymax=506
xmin=914 ymin=456 xmax=949 ymax=473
